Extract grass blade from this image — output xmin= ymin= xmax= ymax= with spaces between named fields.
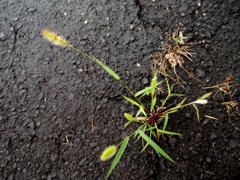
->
xmin=176 ymin=97 xmax=187 ymax=108
xmin=171 ymin=94 xmax=185 ymax=97
xmin=141 ymin=143 xmax=149 ymax=153
xmin=135 ymin=82 xmax=162 ymax=97
xmin=158 ymin=129 xmax=182 ymax=136
xmin=163 ymin=114 xmax=169 ymax=131
xmin=92 ymin=56 xmax=120 ymax=80
xmin=150 ymin=96 xmax=156 ymax=112
xmin=192 ymin=104 xmax=200 ymax=122
xmin=197 ymin=92 xmax=212 ymax=100
xmin=140 ymin=106 xmax=147 ymax=117
xmin=138 ymin=130 xmax=174 ymax=163
xmin=106 ymin=137 xmax=129 ymax=179
xmin=124 ymin=121 xmax=132 ymax=127
xmin=124 ymin=113 xmax=133 ymax=121
xmin=164 ymin=74 xmax=171 ymax=96
xmin=122 ymin=95 xmax=140 ymax=107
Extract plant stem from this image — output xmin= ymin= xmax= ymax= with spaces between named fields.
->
xmin=116 ymin=124 xmax=145 ymax=147
xmin=119 ymin=80 xmax=150 ymax=113
xmin=69 ymin=45 xmax=150 ymax=113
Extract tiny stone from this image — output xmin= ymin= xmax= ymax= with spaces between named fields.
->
xmin=28 ymin=8 xmax=36 ymax=12
xmin=80 ymin=41 xmax=86 ymax=45
xmin=210 ymin=133 xmax=217 ymax=140
xmin=142 ymin=77 xmax=148 ymax=85
xmin=71 ymin=171 xmax=79 ymax=178
xmin=38 ymin=92 xmax=44 ymax=101
xmin=68 ymin=93 xmax=75 ymax=100
xmin=185 ymin=112 xmax=192 ymax=119
xmin=0 ymin=32 xmax=5 ymax=40
xmin=130 ymin=24 xmax=135 ymax=30
xmin=90 ymin=142 xmax=98 ymax=148
xmin=51 ymin=155 xmax=58 ymax=162
xmin=205 ymin=157 xmax=211 ymax=163
xmin=79 ymin=157 xmax=87 ymax=165
xmin=183 ymin=154 xmax=190 ymax=160
xmin=196 ymin=69 xmax=206 ymax=78
xmin=229 ymin=139 xmax=239 ymax=148
xmin=169 ymin=137 xmax=177 ymax=145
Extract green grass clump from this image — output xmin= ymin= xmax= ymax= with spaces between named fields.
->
xmin=42 ymin=29 xmax=211 ymax=179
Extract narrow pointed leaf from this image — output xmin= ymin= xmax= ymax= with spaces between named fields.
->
xmin=192 ymin=104 xmax=200 ymax=122
xmin=135 ymin=81 xmax=162 ymax=97
xmin=138 ymin=130 xmax=174 ymax=163
xmin=150 ymin=96 xmax=156 ymax=112
xmin=151 ymin=72 xmax=157 ymax=86
xmin=92 ymin=57 xmax=120 ymax=80
xmin=106 ymin=137 xmax=129 ymax=179
xmin=140 ymin=106 xmax=147 ymax=117
xmin=197 ymin=92 xmax=212 ymax=100
xmin=122 ymin=95 xmax=140 ymax=107
xmin=146 ymin=124 xmax=157 ymax=138
xmin=165 ymin=75 xmax=171 ymax=96
xmin=163 ymin=114 xmax=169 ymax=131
xmin=124 ymin=121 xmax=132 ymax=127
xmin=157 ymin=129 xmax=182 ymax=136
xmin=171 ymin=94 xmax=186 ymax=97
xmin=168 ymin=109 xmax=178 ymax=114
xmin=136 ymin=109 xmax=142 ymax=117
xmin=124 ymin=113 xmax=133 ymax=121
xmin=176 ymin=97 xmax=187 ymax=108
xmin=141 ymin=143 xmax=149 ymax=153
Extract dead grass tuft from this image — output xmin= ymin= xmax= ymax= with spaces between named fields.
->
xmin=152 ymin=28 xmax=202 ymax=86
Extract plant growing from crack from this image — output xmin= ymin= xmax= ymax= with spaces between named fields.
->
xmin=42 ymin=29 xmax=211 ymax=179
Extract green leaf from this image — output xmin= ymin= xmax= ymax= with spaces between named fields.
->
xmin=141 ymin=143 xmax=149 ymax=153
xmin=146 ymin=124 xmax=157 ymax=139
xmin=106 ymin=137 xmax=129 ymax=179
xmin=135 ymin=82 xmax=162 ymax=97
xmin=151 ymin=72 xmax=157 ymax=86
xmin=164 ymin=75 xmax=171 ymax=96
xmin=158 ymin=129 xmax=182 ymax=136
xmin=92 ymin=57 xmax=120 ymax=80
xmin=168 ymin=109 xmax=178 ymax=114
xmin=176 ymin=97 xmax=187 ymax=108
xmin=150 ymin=96 xmax=156 ymax=112
xmin=171 ymin=94 xmax=186 ymax=97
xmin=135 ymin=125 xmax=146 ymax=142
xmin=122 ymin=95 xmax=140 ymax=107
xmin=173 ymin=37 xmax=184 ymax=44
xmin=150 ymin=72 xmax=158 ymax=96
xmin=192 ymin=104 xmax=200 ymax=122
xmin=197 ymin=92 xmax=212 ymax=100
xmin=138 ymin=130 xmax=174 ymax=163
xmin=140 ymin=106 xmax=147 ymax=117
xmin=124 ymin=113 xmax=133 ymax=121
xmin=124 ymin=120 xmax=132 ymax=127
xmin=136 ymin=109 xmax=142 ymax=117
xmin=163 ymin=114 xmax=169 ymax=131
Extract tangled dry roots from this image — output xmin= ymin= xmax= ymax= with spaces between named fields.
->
xmin=152 ymin=28 xmax=196 ymax=84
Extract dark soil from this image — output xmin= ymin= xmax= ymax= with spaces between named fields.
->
xmin=0 ymin=0 xmax=240 ymax=179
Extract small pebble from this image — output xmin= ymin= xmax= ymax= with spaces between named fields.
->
xmin=210 ymin=133 xmax=217 ymax=140
xmin=196 ymin=69 xmax=206 ymax=78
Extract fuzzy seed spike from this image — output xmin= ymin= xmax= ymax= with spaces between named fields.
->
xmin=100 ymin=145 xmax=117 ymax=161
xmin=42 ymin=29 xmax=68 ymax=47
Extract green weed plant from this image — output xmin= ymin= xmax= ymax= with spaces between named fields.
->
xmin=42 ymin=29 xmax=211 ymax=179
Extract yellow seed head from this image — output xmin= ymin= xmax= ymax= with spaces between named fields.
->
xmin=42 ymin=29 xmax=68 ymax=47
xmin=100 ymin=145 xmax=117 ymax=161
